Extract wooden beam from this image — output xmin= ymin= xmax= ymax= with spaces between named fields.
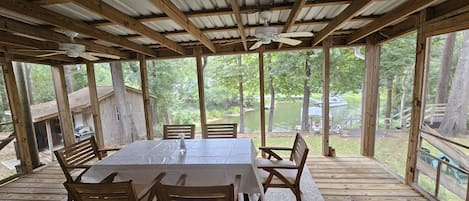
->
xmin=378 ymin=15 xmax=417 ymax=44
xmin=0 ymin=31 xmax=58 ymax=50
xmin=69 ymin=0 xmax=185 ymax=55
xmin=45 ymin=120 xmax=55 ymax=161
xmin=361 ymin=37 xmax=380 ymax=157
xmin=278 ymin=0 xmax=307 ymax=49
xmin=1 ymin=55 xmax=33 ymax=173
xmin=1 ymin=0 xmax=156 ymax=56
xmin=0 ymin=46 xmax=77 ymax=63
xmin=347 ymin=0 xmax=438 ymax=44
xmin=51 ymin=65 xmax=75 ymax=147
xmin=423 ymin=11 xmax=469 ymax=37
xmin=405 ymin=11 xmax=429 ymax=185
xmin=322 ymin=37 xmax=331 ymax=157
xmin=313 ymin=0 xmax=372 ymax=47
xmin=230 ymin=0 xmax=248 ymax=51
xmin=194 ymin=47 xmax=207 ymax=137
xmin=425 ymin=0 xmax=469 ymax=24
xmin=151 ymin=0 xmax=216 ymax=53
xmin=0 ymin=15 xmax=129 ymax=59
xmin=86 ymin=62 xmax=104 ymax=148
xmin=258 ymin=47 xmax=266 ymax=150
xmin=138 ymin=54 xmax=153 ymax=140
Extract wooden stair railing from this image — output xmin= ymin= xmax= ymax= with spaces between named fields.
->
xmin=0 ymin=132 xmax=15 ymax=152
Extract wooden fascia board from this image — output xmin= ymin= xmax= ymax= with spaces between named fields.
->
xmin=278 ymin=0 xmax=307 ymax=49
xmin=0 ymin=15 xmax=129 ymax=59
xmin=346 ymin=0 xmax=439 ymax=44
xmin=230 ymin=0 xmax=247 ymax=51
xmin=312 ymin=0 xmax=373 ymax=47
xmin=1 ymin=0 xmax=156 ymax=57
xmin=151 ymin=0 xmax=216 ymax=53
xmin=69 ymin=0 xmax=185 ymax=55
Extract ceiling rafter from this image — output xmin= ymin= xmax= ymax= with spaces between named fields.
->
xmin=0 ymin=15 xmax=129 ymax=59
xmin=230 ymin=0 xmax=248 ymax=51
xmin=151 ymin=0 xmax=216 ymax=53
xmin=0 ymin=31 xmax=58 ymax=50
xmin=1 ymin=0 xmax=156 ymax=57
xmin=278 ymin=0 xmax=307 ymax=49
xmin=312 ymin=0 xmax=373 ymax=47
xmin=69 ymin=0 xmax=185 ymax=55
xmin=87 ymin=0 xmax=354 ymax=28
xmin=346 ymin=0 xmax=440 ymax=44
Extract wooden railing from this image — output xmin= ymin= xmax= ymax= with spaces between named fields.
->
xmin=384 ymin=103 xmax=447 ymax=129
xmin=416 ymin=125 xmax=469 ymax=200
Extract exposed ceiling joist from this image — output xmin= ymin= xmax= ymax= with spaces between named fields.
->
xmin=230 ymin=0 xmax=248 ymax=51
xmin=151 ymin=0 xmax=216 ymax=53
xmin=312 ymin=0 xmax=373 ymax=47
xmin=0 ymin=15 xmax=129 ymax=59
xmin=425 ymin=0 xmax=469 ymax=24
xmin=0 ymin=31 xmax=58 ymax=50
xmin=1 ymin=0 xmax=156 ymax=57
xmin=278 ymin=0 xmax=307 ymax=49
xmin=69 ymin=0 xmax=185 ymax=55
xmin=346 ymin=0 xmax=439 ymax=44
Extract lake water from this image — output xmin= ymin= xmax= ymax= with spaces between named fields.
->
xmin=212 ymin=101 xmax=361 ymax=132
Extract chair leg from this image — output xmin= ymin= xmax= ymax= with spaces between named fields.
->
xmin=291 ymin=186 xmax=301 ymax=201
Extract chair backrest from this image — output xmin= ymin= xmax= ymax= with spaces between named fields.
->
xmin=155 ymin=175 xmax=240 ymax=201
xmin=163 ymin=124 xmax=195 ymax=139
xmin=54 ymin=137 xmax=101 ymax=182
xmin=65 ymin=181 xmax=138 ymax=201
xmin=289 ymin=133 xmax=309 ymax=184
xmin=203 ymin=123 xmax=237 ymax=139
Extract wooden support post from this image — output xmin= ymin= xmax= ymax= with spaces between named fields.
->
xmin=1 ymin=56 xmax=33 ymax=173
xmin=405 ymin=11 xmax=429 ymax=185
xmin=361 ymin=37 xmax=381 ymax=157
xmin=51 ymin=65 xmax=75 ymax=147
xmin=86 ymin=62 xmax=104 ymax=148
xmin=45 ymin=120 xmax=55 ymax=161
xmin=322 ymin=37 xmax=331 ymax=157
xmin=138 ymin=54 xmax=153 ymax=140
xmin=259 ymin=47 xmax=266 ymax=149
xmin=195 ymin=48 xmax=207 ymax=138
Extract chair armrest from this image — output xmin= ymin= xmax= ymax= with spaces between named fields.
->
xmin=98 ymin=147 xmax=121 ymax=153
xmin=258 ymin=164 xmax=298 ymax=169
xmin=176 ymin=174 xmax=187 ymax=186
xmin=259 ymin=147 xmax=291 ymax=160
xmin=233 ymin=175 xmax=241 ymax=201
xmin=73 ymin=166 xmax=92 ymax=182
xmin=99 ymin=172 xmax=118 ymax=183
xmin=137 ymin=172 xmax=166 ymax=201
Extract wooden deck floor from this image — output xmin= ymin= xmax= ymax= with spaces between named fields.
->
xmin=0 ymin=156 xmax=426 ymax=201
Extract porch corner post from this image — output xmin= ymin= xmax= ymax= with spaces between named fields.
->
xmin=405 ymin=11 xmax=429 ymax=185
xmin=195 ymin=47 xmax=207 ymax=138
xmin=322 ymin=37 xmax=331 ymax=157
xmin=259 ymin=47 xmax=266 ymax=150
xmin=361 ymin=36 xmax=381 ymax=157
xmin=1 ymin=56 xmax=33 ymax=173
xmin=86 ymin=62 xmax=104 ymax=147
xmin=51 ymin=65 xmax=75 ymax=147
xmin=138 ymin=54 xmax=154 ymax=140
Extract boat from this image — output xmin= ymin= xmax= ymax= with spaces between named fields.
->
xmin=314 ymin=96 xmax=348 ymax=107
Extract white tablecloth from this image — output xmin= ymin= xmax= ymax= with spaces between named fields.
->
xmin=83 ymin=139 xmax=263 ymax=194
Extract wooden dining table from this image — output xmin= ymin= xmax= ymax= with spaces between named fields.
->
xmin=82 ymin=138 xmax=264 ymax=200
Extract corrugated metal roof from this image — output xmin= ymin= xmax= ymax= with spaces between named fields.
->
xmin=102 ymin=0 xmax=161 ymax=16
xmin=143 ymin=21 xmax=184 ymax=32
xmin=98 ymin=25 xmax=137 ymax=36
xmin=44 ymin=3 xmax=104 ymax=21
xmin=359 ymin=0 xmax=408 ymax=16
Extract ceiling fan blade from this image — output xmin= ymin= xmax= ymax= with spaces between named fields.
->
xmin=88 ymin=52 xmax=120 ymax=60
xmin=249 ymin=41 xmax=263 ymax=50
xmin=37 ymin=51 xmax=66 ymax=57
xmin=80 ymin=53 xmax=99 ymax=61
xmin=14 ymin=49 xmax=57 ymax=52
xmin=275 ymin=37 xmax=302 ymax=46
xmin=278 ymin=32 xmax=314 ymax=38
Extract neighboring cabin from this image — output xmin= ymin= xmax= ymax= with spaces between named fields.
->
xmin=30 ymin=86 xmax=148 ymax=150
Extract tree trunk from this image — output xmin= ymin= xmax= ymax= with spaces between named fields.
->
xmin=238 ymin=55 xmax=245 ymax=133
xmin=385 ymin=77 xmax=393 ymax=129
xmin=439 ymin=30 xmax=469 ymax=136
xmin=400 ymin=75 xmax=407 ymax=129
xmin=23 ymin=63 xmax=34 ymax=105
xmin=267 ymin=54 xmax=275 ymax=132
xmin=301 ymin=54 xmax=312 ymax=132
xmin=64 ymin=66 xmax=74 ymax=93
xmin=163 ymin=105 xmax=171 ymax=124
xmin=110 ymin=61 xmax=139 ymax=143
xmin=435 ymin=32 xmax=456 ymax=104
xmin=0 ymin=69 xmax=8 ymax=121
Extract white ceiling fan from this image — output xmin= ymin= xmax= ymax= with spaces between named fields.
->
xmin=22 ymin=31 xmax=120 ymax=61
xmin=249 ymin=10 xmax=314 ymax=50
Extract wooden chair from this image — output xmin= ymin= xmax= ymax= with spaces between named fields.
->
xmin=203 ymin=123 xmax=237 ymax=139
xmin=155 ymin=174 xmax=241 ymax=201
xmin=64 ymin=172 xmax=165 ymax=201
xmin=54 ymin=136 xmax=120 ymax=183
xmin=256 ymin=133 xmax=309 ymax=201
xmin=163 ymin=124 xmax=195 ymax=139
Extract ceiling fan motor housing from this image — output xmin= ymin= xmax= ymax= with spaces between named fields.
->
xmin=59 ymin=43 xmax=86 ymax=58
xmin=254 ymin=26 xmax=278 ymax=38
